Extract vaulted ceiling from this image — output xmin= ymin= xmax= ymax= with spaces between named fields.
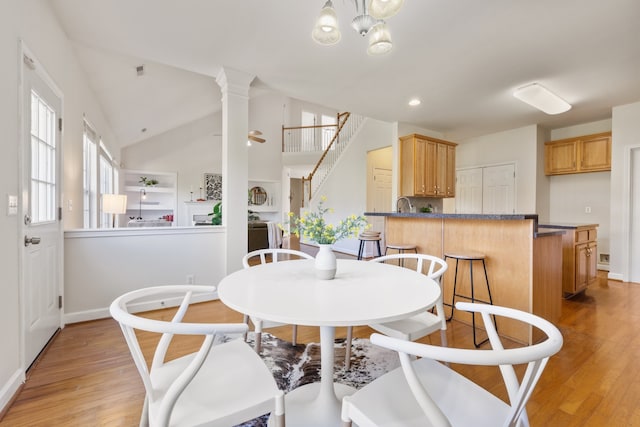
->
xmin=49 ymin=0 xmax=640 ymax=147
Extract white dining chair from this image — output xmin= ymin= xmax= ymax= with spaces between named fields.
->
xmin=242 ymin=248 xmax=314 ymax=353
xmin=341 ymin=302 xmax=563 ymax=427
xmin=110 ymin=285 xmax=285 ymax=427
xmin=344 ymin=253 xmax=448 ymax=369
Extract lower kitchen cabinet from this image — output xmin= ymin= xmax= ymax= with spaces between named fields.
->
xmin=540 ymin=223 xmax=598 ymax=297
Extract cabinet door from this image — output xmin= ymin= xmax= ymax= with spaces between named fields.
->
xmin=587 ymin=243 xmax=598 ymax=286
xmin=424 ymin=140 xmax=438 ymax=196
xmin=414 ymin=139 xmax=428 ymax=196
xmin=575 ymin=242 xmax=597 ymax=292
xmin=580 ymin=135 xmax=611 ymax=171
xmin=545 ymin=141 xmax=577 ymax=175
xmin=445 ymin=144 xmax=456 ymax=197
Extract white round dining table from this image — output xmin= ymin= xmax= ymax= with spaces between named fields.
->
xmin=217 ymin=258 xmax=440 ymax=427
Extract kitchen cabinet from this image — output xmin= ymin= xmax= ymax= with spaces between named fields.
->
xmin=539 ymin=223 xmax=598 ymax=296
xmin=399 ymin=134 xmax=457 ymax=198
xmin=122 ymin=169 xmax=177 ymax=223
xmin=545 ymin=132 xmax=611 ymax=175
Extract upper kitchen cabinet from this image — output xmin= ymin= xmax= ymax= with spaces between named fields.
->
xmin=399 ymin=134 xmax=457 ymax=197
xmin=544 ymin=132 xmax=611 ymax=176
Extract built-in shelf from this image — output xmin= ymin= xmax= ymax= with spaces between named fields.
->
xmin=122 ymin=169 xmax=177 ymax=224
xmin=248 ymin=179 xmax=280 ymax=221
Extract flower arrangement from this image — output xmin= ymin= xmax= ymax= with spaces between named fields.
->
xmin=283 ymin=196 xmax=369 ymax=244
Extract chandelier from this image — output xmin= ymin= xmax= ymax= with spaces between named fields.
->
xmin=312 ymin=0 xmax=404 ymax=55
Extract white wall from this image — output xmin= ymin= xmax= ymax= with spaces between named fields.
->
xmin=610 ymin=101 xmax=640 ymax=281
xmin=64 ymin=228 xmax=226 ymax=323
xmin=548 ymin=119 xmax=612 ymax=267
xmin=457 ymin=125 xmax=540 ymax=213
xmin=121 ymin=112 xmax=223 ymax=223
xmin=0 ymin=0 xmax=120 ymax=412
xmin=121 ymin=91 xmax=288 ymax=225
xmin=0 ymin=0 xmax=23 ymax=412
xmin=18 ymin=1 xmax=120 ymax=230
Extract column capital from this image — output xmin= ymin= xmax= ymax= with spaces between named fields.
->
xmin=216 ymin=67 xmax=255 ymax=98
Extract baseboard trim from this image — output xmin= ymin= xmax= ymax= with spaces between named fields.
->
xmin=0 ymin=369 xmax=25 ymax=420
xmin=607 ymin=272 xmax=624 ymax=281
xmin=64 ymin=293 xmax=219 ymax=324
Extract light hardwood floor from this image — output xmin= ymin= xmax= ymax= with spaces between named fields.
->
xmin=1 ymin=265 xmax=639 ymax=426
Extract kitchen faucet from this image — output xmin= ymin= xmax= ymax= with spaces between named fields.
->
xmin=396 ymin=196 xmax=414 ymax=213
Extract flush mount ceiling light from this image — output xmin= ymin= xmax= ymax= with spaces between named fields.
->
xmin=513 ymin=83 xmax=571 ymax=115
xmin=312 ymin=0 xmax=404 ymax=55
xmin=408 ymin=98 xmax=421 ymax=106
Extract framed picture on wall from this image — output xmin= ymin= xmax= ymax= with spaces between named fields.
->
xmin=204 ymin=173 xmax=222 ymax=200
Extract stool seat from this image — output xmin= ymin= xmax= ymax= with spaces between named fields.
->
xmin=387 ymin=243 xmax=418 ymax=251
xmin=444 ymin=251 xmax=486 ymax=260
xmin=359 ymin=235 xmax=381 ymax=241
xmin=357 ymin=233 xmax=382 ymax=260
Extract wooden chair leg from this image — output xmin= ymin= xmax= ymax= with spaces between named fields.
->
xmin=345 ymin=326 xmax=353 ymax=369
xmin=292 ymin=325 xmax=298 ymax=346
xmin=242 ymin=314 xmax=249 ymax=341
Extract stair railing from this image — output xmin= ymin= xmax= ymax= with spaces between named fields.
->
xmin=282 ymin=112 xmax=364 ymax=206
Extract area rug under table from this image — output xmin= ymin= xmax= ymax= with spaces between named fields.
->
xmin=236 ymin=333 xmax=400 ymax=427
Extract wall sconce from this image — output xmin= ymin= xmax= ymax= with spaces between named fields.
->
xmin=102 ymin=194 xmax=127 ymax=228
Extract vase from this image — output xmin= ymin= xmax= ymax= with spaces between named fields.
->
xmin=315 ymin=244 xmax=337 ymax=280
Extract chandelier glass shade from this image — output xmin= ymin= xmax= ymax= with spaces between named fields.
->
xmin=369 ymin=0 xmax=404 ymax=19
xmin=312 ymin=0 xmax=403 ymax=55
xmin=312 ymin=1 xmax=341 ymax=45
xmin=367 ymin=22 xmax=392 ymax=55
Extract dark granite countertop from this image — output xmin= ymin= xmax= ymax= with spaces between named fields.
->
xmin=364 ymin=212 xmax=538 ymax=221
xmin=364 ymin=212 xmax=567 ymax=238
xmin=538 ymin=223 xmax=599 ymax=229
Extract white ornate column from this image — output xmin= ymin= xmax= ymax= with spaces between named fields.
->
xmin=216 ymin=67 xmax=255 ymax=273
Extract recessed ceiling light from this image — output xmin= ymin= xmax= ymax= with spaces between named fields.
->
xmin=141 ymin=128 xmax=147 ymax=133
xmin=408 ymin=98 xmax=421 ymax=107
xmin=513 ymin=83 xmax=571 ymax=115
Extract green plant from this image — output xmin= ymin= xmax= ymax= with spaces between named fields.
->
xmin=208 ymin=201 xmax=222 ymax=225
xmin=282 ymin=196 xmax=368 ymax=244
xmin=139 ymin=176 xmax=159 ymax=186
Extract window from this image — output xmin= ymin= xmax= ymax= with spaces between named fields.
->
xmin=30 ymin=90 xmax=57 ymax=224
xmin=83 ymin=121 xmax=98 ymax=228
xmin=83 ymin=120 xmax=119 ymax=228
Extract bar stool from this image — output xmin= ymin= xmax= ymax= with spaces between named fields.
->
xmin=357 ymin=231 xmax=382 ymax=260
xmin=444 ymin=251 xmax=497 ymax=347
xmin=384 ymin=243 xmax=418 ymax=266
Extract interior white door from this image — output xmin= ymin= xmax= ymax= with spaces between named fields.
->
xmin=630 ymin=147 xmax=640 ymax=283
xmin=455 ymin=168 xmax=483 ymax=213
xmin=483 ymin=164 xmax=515 ymax=214
xmin=370 ymin=167 xmax=392 ymax=251
xmin=21 ymin=50 xmax=63 ymax=369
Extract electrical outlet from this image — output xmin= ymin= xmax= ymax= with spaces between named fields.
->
xmin=585 ymin=206 xmax=591 ymax=214
xmin=186 ymin=274 xmax=195 ymax=284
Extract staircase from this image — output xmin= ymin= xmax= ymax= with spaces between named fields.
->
xmin=282 ymin=112 xmax=365 ymax=205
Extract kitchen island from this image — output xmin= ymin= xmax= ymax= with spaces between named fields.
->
xmin=365 ymin=212 xmax=564 ymax=344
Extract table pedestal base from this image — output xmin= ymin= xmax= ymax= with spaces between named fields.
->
xmin=279 ymin=382 xmax=356 ymax=427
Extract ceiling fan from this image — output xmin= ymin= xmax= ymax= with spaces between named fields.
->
xmin=248 ymin=130 xmax=265 ymax=144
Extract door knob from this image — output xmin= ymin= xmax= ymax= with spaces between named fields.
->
xmin=24 ymin=236 xmax=41 ymax=246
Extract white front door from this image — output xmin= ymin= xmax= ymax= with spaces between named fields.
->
xmin=20 ymin=48 xmax=63 ymax=369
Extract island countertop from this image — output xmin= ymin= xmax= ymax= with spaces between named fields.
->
xmin=364 ymin=212 xmax=564 ymax=238
xmin=364 ymin=211 xmax=538 ymax=220
xmin=369 ymin=213 xmax=563 ymax=344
